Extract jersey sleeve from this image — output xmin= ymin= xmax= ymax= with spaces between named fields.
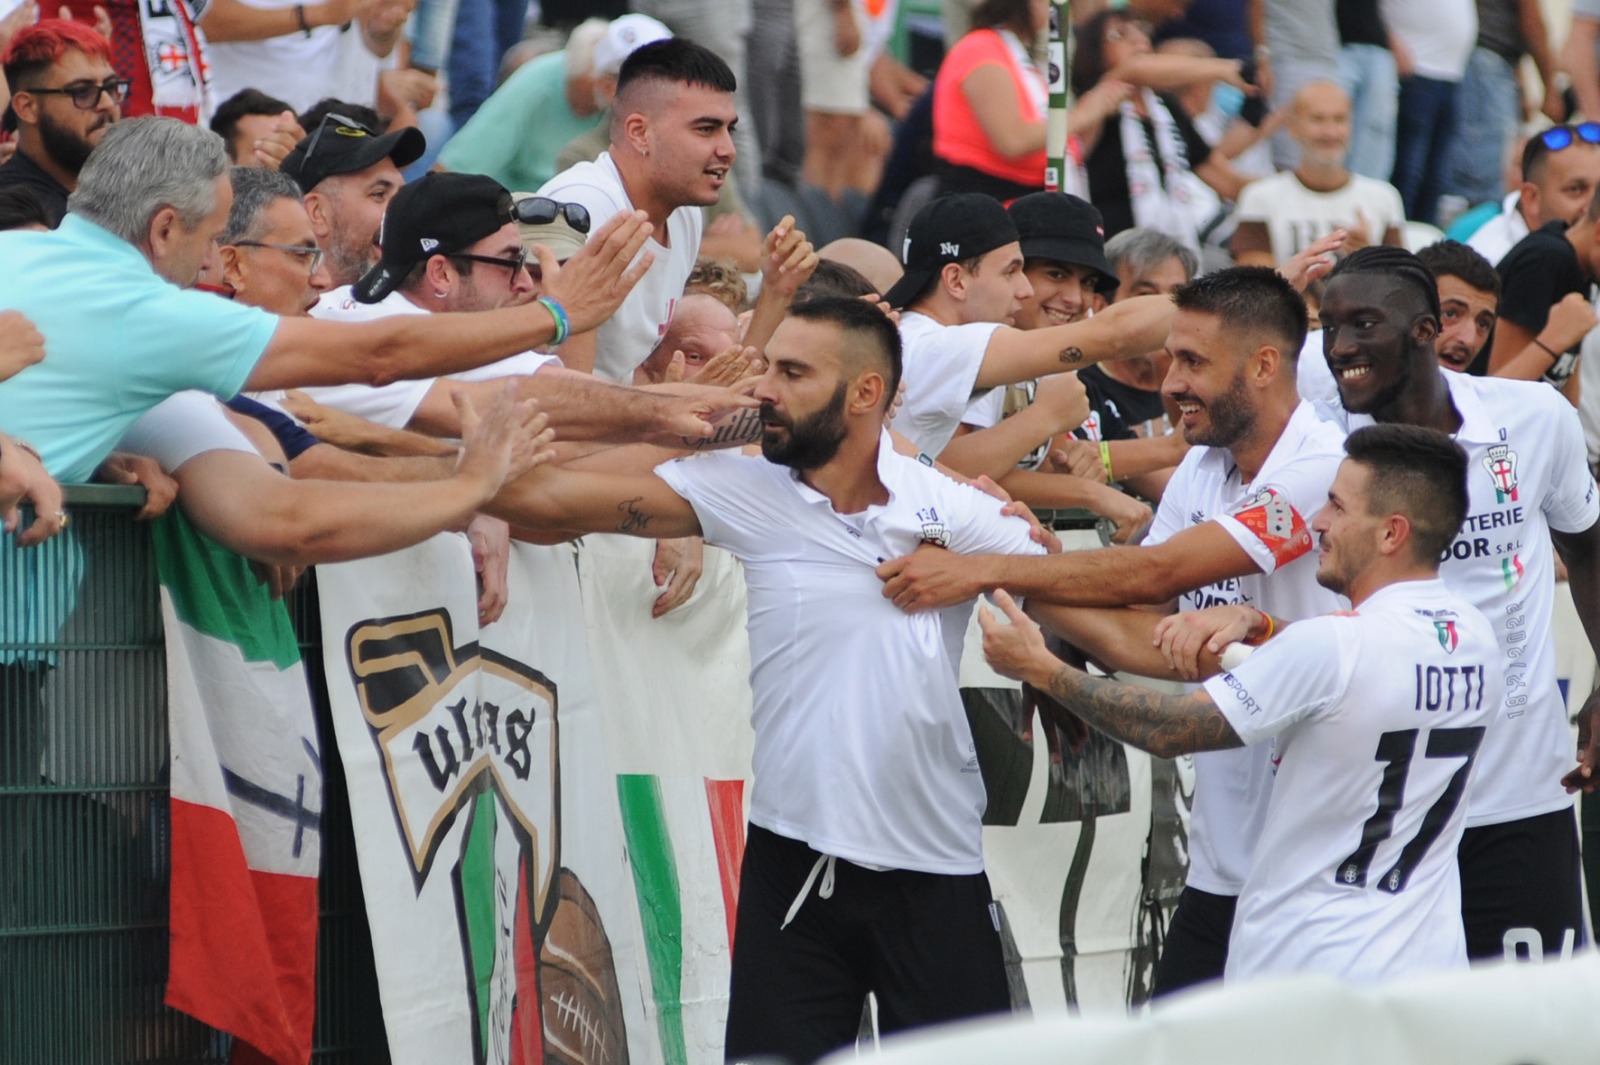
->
xmin=652 ymin=451 xmax=773 ymax=556
xmin=899 ymin=320 xmax=999 ymax=450
xmin=938 ymin=475 xmax=1049 ymax=558
xmin=1213 ymin=449 xmax=1339 ymax=575
xmin=1537 ymin=391 xmax=1600 ymax=533
xmin=118 ymin=392 xmax=259 ymax=473
xmin=1202 ymin=616 xmax=1353 ymax=745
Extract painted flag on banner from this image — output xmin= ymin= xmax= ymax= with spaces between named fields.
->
xmin=153 ymin=510 xmax=322 ymax=1065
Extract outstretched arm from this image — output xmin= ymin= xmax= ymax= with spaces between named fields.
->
xmin=980 ymin=591 xmax=1242 ymax=758
xmin=484 ymin=462 xmax=703 ymax=540
xmin=975 ymin=295 xmax=1176 ymax=390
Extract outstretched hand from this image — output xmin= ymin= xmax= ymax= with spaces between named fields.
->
xmin=539 ymin=209 xmax=655 ymax=336
xmin=978 ymin=589 xmax=1058 ymax=684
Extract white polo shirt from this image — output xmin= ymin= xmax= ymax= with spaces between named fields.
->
xmin=654 ymin=433 xmax=1044 ymax=874
xmin=893 ymin=310 xmax=1001 ymax=456
xmin=118 ymin=391 xmax=260 ymax=472
xmin=1208 ymin=578 xmax=1500 ymax=984
xmin=1145 ymin=401 xmax=1348 ymax=895
xmin=253 ymin=286 xmax=559 ymax=430
xmin=538 ymin=152 xmax=704 ymax=382
xmin=1338 ymin=370 xmax=1600 ymax=827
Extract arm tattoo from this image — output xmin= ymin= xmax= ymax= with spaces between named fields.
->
xmin=616 ymin=497 xmax=654 ymax=533
xmin=1059 ymin=346 xmax=1085 ymax=365
xmin=679 ymin=408 xmax=764 ymax=451
xmin=1045 ymin=665 xmax=1243 ymax=759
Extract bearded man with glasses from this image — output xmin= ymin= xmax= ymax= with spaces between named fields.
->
xmin=0 ymin=19 xmax=125 ymax=227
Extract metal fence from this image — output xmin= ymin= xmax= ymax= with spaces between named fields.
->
xmin=2 ymin=487 xmax=387 ymax=1065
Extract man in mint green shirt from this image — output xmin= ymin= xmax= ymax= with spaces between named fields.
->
xmin=437 ymin=30 xmax=606 ymax=194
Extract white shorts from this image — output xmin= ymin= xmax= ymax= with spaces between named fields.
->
xmin=795 ymin=0 xmax=873 ymax=115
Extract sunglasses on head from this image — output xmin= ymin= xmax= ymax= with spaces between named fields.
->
xmin=301 ymin=111 xmax=378 ymax=167
xmin=511 ymin=196 xmax=591 ymax=233
xmin=1538 ymin=122 xmax=1600 ymax=153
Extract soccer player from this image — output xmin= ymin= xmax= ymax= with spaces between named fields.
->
xmin=488 ymin=298 xmax=1045 ymax=1062
xmin=1310 ymin=246 xmax=1600 ymax=961
xmin=878 ymin=267 xmax=1349 ymax=993
xmin=981 ymin=424 xmax=1502 ymax=984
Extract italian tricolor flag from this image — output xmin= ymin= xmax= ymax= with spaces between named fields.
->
xmin=153 ymin=510 xmax=321 ymax=1065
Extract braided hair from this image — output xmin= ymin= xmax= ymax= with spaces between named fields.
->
xmin=1326 ymin=246 xmax=1440 ymax=322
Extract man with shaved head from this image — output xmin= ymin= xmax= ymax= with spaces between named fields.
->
xmin=819 ymin=236 xmax=903 ymax=297
xmin=1232 ymin=81 xmax=1406 ymax=267
xmin=637 ymin=291 xmax=741 ymax=381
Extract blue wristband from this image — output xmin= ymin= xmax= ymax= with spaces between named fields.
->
xmin=537 ymin=296 xmax=570 ymax=346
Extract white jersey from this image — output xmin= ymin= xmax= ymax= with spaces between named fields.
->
xmin=1146 ymin=401 xmax=1348 ymax=894
xmin=118 ymin=391 xmax=259 ymax=472
xmin=1335 ymin=371 xmax=1600 ymax=826
xmin=538 ymin=152 xmax=704 ymax=383
xmin=1234 ymin=170 xmax=1406 ymax=267
xmin=1208 ymin=578 xmax=1501 ymax=984
xmin=252 ymin=286 xmax=559 ymax=430
xmin=893 ymin=310 xmax=1000 ymax=456
xmin=654 ymin=432 xmax=1044 ymax=874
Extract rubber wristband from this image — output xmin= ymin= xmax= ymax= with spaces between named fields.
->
xmin=1534 ymin=337 xmax=1562 ymax=361
xmin=1098 ymin=439 xmax=1114 ymax=482
xmin=1244 ymin=607 xmax=1275 ymax=645
xmin=537 ymin=296 xmax=570 ymax=346
xmin=295 ymin=4 xmax=312 ymax=35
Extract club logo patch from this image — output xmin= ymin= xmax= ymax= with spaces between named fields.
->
xmin=1483 ymin=444 xmax=1519 ymax=504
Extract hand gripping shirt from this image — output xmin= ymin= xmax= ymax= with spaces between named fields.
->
xmin=1145 ymin=401 xmax=1349 ymax=894
xmin=1208 ymin=578 xmax=1501 ymax=984
xmin=654 ymin=432 xmax=1044 ymax=874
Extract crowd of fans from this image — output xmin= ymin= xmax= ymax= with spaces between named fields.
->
xmin=4 ymin=0 xmax=1600 ymax=1061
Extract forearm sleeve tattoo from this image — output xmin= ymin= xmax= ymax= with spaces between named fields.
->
xmin=1043 ymin=665 xmax=1243 ymax=759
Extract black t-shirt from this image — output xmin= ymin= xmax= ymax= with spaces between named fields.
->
xmin=1336 ymin=0 xmax=1388 ymax=47
xmin=0 ymin=151 xmax=69 ymax=228
xmin=1072 ymin=365 xmax=1166 ymax=442
xmin=1083 ymin=94 xmax=1213 ymax=239
xmin=1495 ymin=219 xmax=1591 ymax=385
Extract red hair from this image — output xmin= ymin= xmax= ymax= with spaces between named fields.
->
xmin=2 ymin=19 xmax=114 ymax=88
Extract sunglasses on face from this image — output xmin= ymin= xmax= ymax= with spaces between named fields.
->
xmin=1538 ymin=122 xmax=1600 ymax=152
xmin=300 ymin=111 xmax=378 ymax=167
xmin=23 ymin=77 xmax=130 ymax=110
xmin=510 ymin=196 xmax=591 ymax=233
xmin=454 ymin=247 xmax=530 ymax=277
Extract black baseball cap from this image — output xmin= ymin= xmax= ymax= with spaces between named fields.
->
xmin=353 ymin=172 xmax=515 ymax=303
xmin=883 ymin=194 xmax=1022 ymax=309
xmin=1008 ymin=192 xmax=1119 ymax=294
xmin=280 ymin=113 xmax=426 ymax=195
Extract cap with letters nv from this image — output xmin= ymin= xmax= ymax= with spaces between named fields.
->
xmin=353 ymin=172 xmax=513 ymax=304
xmin=882 ymin=194 xmax=1021 ymax=309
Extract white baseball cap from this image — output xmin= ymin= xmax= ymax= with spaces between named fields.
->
xmin=592 ymin=14 xmax=673 ymax=78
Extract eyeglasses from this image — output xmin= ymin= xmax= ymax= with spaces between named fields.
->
xmin=1538 ymin=122 xmax=1600 ymax=152
xmin=452 ymin=248 xmax=530 ymax=277
xmin=233 ymin=241 xmax=326 ymax=274
xmin=510 ymin=196 xmax=591 ymax=233
xmin=300 ymin=111 xmax=377 ymax=169
xmin=21 ymin=77 xmax=131 ymax=110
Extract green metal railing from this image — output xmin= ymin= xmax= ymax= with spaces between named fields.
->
xmin=2 ymin=486 xmax=387 ymax=1064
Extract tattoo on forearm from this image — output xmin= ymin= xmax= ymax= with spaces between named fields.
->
xmin=1046 ymin=665 xmax=1241 ymax=758
xmin=1059 ymin=346 xmax=1085 ymax=365
xmin=680 ymin=407 xmax=764 ymax=451
xmin=616 ymin=497 xmax=654 ymax=533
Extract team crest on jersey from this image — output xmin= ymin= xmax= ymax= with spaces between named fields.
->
xmin=916 ymin=506 xmax=951 ymax=548
xmin=1482 ymin=444 xmax=1519 ymax=504
xmin=1435 ymin=620 xmax=1459 ymax=654
xmin=1228 ymin=487 xmax=1311 ymax=566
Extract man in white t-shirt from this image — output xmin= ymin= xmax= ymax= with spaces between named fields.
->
xmin=1317 ymin=245 xmax=1600 ymax=961
xmin=1232 ymin=81 xmax=1405 ymax=267
xmin=884 ymin=193 xmax=1178 ymax=457
xmin=981 ymin=423 xmax=1500 ymax=985
xmin=879 ymin=267 xmax=1349 ymax=993
xmin=487 ymin=298 xmax=1043 ymax=1062
xmin=537 ymin=38 xmax=734 ymax=381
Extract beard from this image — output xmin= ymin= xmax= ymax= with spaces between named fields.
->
xmin=38 ymin=108 xmax=104 ymax=174
xmin=760 ymin=382 xmax=849 ymax=470
xmin=1175 ymin=372 xmax=1256 ymax=448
